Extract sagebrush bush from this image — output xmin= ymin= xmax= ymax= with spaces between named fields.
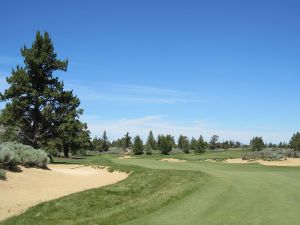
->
xmin=0 ymin=169 xmax=6 ymax=180
xmin=19 ymin=149 xmax=48 ymax=168
xmin=0 ymin=142 xmax=48 ymax=169
xmin=242 ymin=148 xmax=298 ymax=161
xmin=0 ymin=146 xmax=21 ymax=170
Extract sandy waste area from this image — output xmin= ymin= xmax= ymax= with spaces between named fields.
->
xmin=225 ymin=158 xmax=300 ymax=167
xmin=0 ymin=164 xmax=128 ymax=221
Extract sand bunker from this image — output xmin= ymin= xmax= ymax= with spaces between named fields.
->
xmin=0 ymin=164 xmax=128 ymax=221
xmin=118 ymin=155 xmax=136 ymax=159
xmin=160 ymin=158 xmax=186 ymax=163
xmin=205 ymin=159 xmax=217 ymax=163
xmin=225 ymin=158 xmax=300 ymax=167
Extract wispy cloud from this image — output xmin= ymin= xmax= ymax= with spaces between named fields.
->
xmin=83 ymin=115 xmax=291 ymax=143
xmin=67 ymin=82 xmax=213 ymax=104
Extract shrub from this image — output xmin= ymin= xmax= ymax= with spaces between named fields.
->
xmin=0 ymin=142 xmax=48 ymax=169
xmin=0 ymin=147 xmax=21 ymax=170
xmin=242 ymin=148 xmax=297 ymax=161
xmin=19 ymin=149 xmax=48 ymax=168
xmin=0 ymin=169 xmax=7 ymax=180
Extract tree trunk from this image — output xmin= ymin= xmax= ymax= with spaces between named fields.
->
xmin=63 ymin=144 xmax=69 ymax=158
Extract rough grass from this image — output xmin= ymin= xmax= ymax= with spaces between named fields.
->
xmin=2 ymin=150 xmax=300 ymax=225
xmin=1 ymin=156 xmax=207 ymax=225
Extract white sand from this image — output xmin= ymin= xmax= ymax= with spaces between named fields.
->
xmin=0 ymin=164 xmax=128 ymax=221
xmin=225 ymin=158 xmax=300 ymax=167
xmin=160 ymin=158 xmax=186 ymax=163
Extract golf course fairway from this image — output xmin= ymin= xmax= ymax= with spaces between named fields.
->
xmin=1 ymin=151 xmax=300 ymax=225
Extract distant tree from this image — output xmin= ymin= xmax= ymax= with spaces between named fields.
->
xmin=132 ymin=135 xmax=143 ymax=155
xmin=190 ymin=137 xmax=197 ymax=150
xmin=290 ymin=132 xmax=300 ymax=151
xmin=194 ymin=135 xmax=206 ymax=153
xmin=122 ymin=132 xmax=132 ymax=150
xmin=209 ymin=135 xmax=219 ymax=150
xmin=157 ymin=134 xmax=173 ymax=154
xmin=145 ymin=143 xmax=152 ymax=155
xmin=250 ymin=137 xmax=265 ymax=151
xmin=92 ymin=137 xmax=102 ymax=152
xmin=147 ymin=130 xmax=156 ymax=150
xmin=235 ymin=141 xmax=242 ymax=148
xmin=178 ymin=135 xmax=185 ymax=149
xmin=100 ymin=130 xmax=109 ymax=152
xmin=222 ymin=140 xmax=229 ymax=149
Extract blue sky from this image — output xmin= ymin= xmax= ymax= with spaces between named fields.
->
xmin=0 ymin=0 xmax=300 ymax=143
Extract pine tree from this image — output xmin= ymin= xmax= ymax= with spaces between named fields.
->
xmin=122 ymin=132 xmax=132 ymax=150
xmin=157 ymin=134 xmax=173 ymax=154
xmin=132 ymin=136 xmax=143 ymax=155
xmin=0 ymin=31 xmax=85 ymax=149
xmin=290 ymin=132 xmax=300 ymax=151
xmin=147 ymin=130 xmax=156 ymax=150
xmin=250 ymin=137 xmax=264 ymax=151
xmin=194 ymin=135 xmax=206 ymax=153
xmin=209 ymin=135 xmax=219 ymax=150
xmin=145 ymin=143 xmax=152 ymax=155
xmin=101 ymin=130 xmax=109 ymax=152
xmin=0 ymin=31 xmax=90 ymax=155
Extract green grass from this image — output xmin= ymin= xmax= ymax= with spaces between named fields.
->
xmin=2 ymin=150 xmax=300 ymax=225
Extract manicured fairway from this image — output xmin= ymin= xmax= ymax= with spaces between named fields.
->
xmin=2 ymin=151 xmax=300 ymax=225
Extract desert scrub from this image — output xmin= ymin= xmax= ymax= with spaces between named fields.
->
xmin=19 ymin=149 xmax=48 ymax=168
xmin=0 ymin=169 xmax=6 ymax=180
xmin=242 ymin=148 xmax=298 ymax=161
xmin=0 ymin=142 xmax=48 ymax=169
xmin=0 ymin=146 xmax=21 ymax=170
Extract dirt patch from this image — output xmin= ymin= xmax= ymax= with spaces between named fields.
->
xmin=160 ymin=158 xmax=186 ymax=163
xmin=225 ymin=158 xmax=300 ymax=167
xmin=0 ymin=164 xmax=128 ymax=221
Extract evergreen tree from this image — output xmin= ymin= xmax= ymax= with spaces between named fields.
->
xmin=147 ymin=130 xmax=156 ymax=150
xmin=122 ymin=132 xmax=132 ymax=150
xmin=290 ymin=132 xmax=300 ymax=151
xmin=145 ymin=143 xmax=152 ymax=155
xmin=157 ymin=134 xmax=173 ymax=154
xmin=250 ymin=137 xmax=264 ymax=151
xmin=194 ymin=135 xmax=206 ymax=153
xmin=132 ymin=135 xmax=143 ymax=155
xmin=209 ymin=135 xmax=219 ymax=150
xmin=101 ymin=130 xmax=109 ymax=152
xmin=178 ymin=135 xmax=190 ymax=153
xmin=190 ymin=137 xmax=197 ymax=150
xmin=0 ymin=31 xmax=87 ymax=150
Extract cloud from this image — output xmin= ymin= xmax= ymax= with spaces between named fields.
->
xmin=83 ymin=115 xmax=291 ymax=143
xmin=67 ymin=82 xmax=213 ymax=104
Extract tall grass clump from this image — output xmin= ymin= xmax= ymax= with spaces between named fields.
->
xmin=0 ymin=142 xmax=48 ymax=169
